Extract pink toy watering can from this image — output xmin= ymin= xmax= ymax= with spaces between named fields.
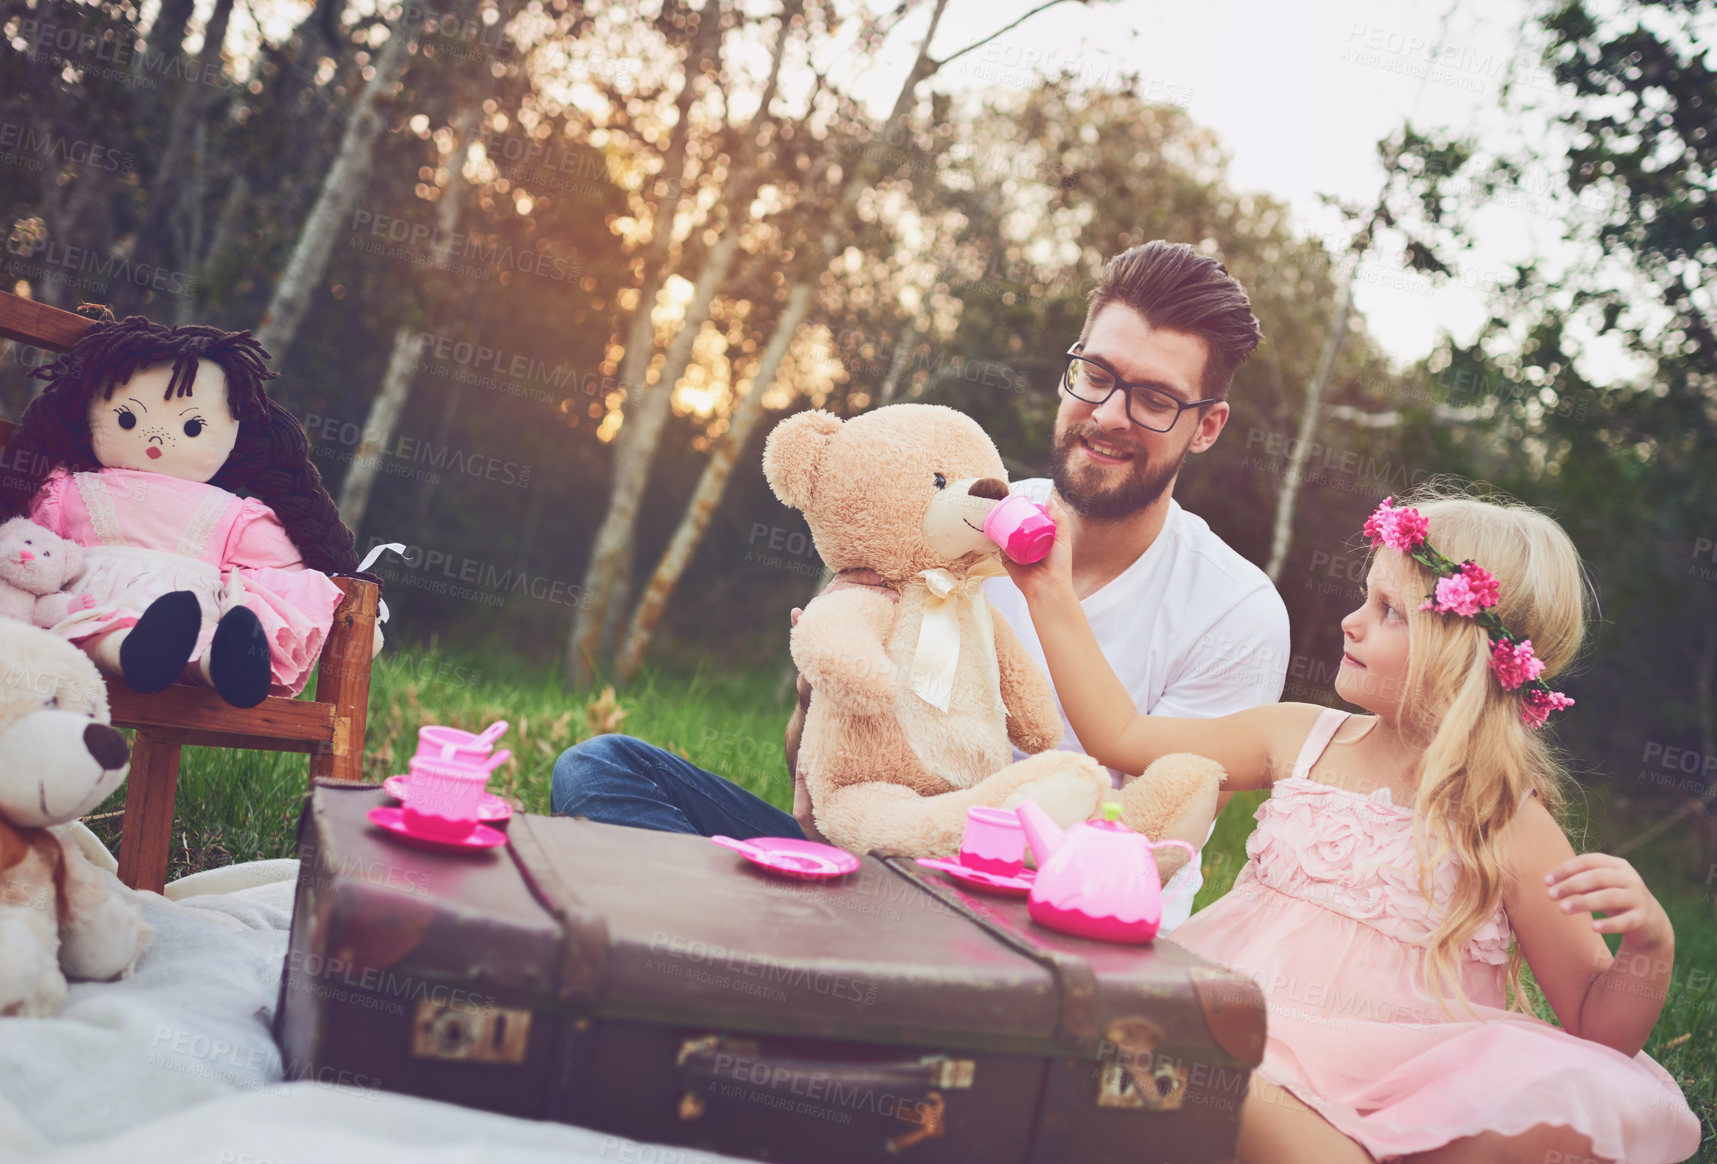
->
xmin=1016 ymin=799 xmax=1197 ymax=944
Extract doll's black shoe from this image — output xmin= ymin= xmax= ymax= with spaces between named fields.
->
xmin=208 ymin=606 xmax=272 ymax=708
xmin=119 ymin=591 xmax=202 ymax=694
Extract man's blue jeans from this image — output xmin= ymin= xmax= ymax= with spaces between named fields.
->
xmin=550 ymin=734 xmax=805 ymax=839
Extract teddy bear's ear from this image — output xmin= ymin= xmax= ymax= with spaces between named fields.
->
xmin=763 ymin=409 xmax=842 ymax=511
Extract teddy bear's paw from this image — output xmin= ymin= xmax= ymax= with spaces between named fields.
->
xmin=1000 ymin=766 xmax=1107 ymax=830
xmin=1117 ymin=753 xmax=1225 ymax=842
xmin=1114 ymin=753 xmax=1224 ymax=882
xmin=0 ymin=915 xmax=67 ymax=1017
xmin=1008 ymin=721 xmax=1064 ymax=757
xmin=58 ymin=863 xmax=154 ymax=982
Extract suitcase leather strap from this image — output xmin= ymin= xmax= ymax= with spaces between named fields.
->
xmin=508 ymin=815 xmax=611 ymax=1004
xmin=878 ymin=855 xmax=1100 ymax=1049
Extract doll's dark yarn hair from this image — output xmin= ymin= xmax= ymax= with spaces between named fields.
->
xmin=0 ymin=314 xmax=361 ymax=577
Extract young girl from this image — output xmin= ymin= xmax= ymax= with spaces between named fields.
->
xmin=1003 ymin=485 xmax=1700 ymax=1164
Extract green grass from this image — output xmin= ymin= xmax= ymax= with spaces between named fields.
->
xmin=86 ymin=645 xmax=798 ymax=877
xmin=85 ymin=648 xmax=1716 ymax=1159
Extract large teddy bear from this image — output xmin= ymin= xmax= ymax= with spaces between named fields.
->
xmin=0 ymin=618 xmax=152 ymax=1016
xmin=766 ymin=403 xmax=1221 ymax=868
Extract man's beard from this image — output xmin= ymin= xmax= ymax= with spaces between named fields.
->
xmin=1050 ymin=426 xmax=1188 ymax=520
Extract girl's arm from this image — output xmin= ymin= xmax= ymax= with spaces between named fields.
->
xmin=1501 ymin=799 xmax=1675 ymax=1057
xmin=999 ymin=494 xmax=1316 ymax=789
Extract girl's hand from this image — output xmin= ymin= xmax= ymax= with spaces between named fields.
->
xmin=999 ymin=492 xmax=1076 ymax=602
xmin=1545 ymin=853 xmax=1673 ymax=952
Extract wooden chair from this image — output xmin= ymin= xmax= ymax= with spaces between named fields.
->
xmin=0 ymin=292 xmax=379 ymax=893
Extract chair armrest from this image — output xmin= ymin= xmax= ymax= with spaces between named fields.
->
xmin=310 ymin=577 xmax=380 ymax=781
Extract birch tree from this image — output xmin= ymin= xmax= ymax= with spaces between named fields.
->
xmin=1261 ymin=123 xmax=1486 ymax=582
xmin=566 ymin=0 xmax=806 ymax=686
xmin=110 ymin=0 xmax=238 ymax=318
xmin=337 ymin=106 xmax=481 ymax=531
xmin=608 ymin=0 xmax=1090 ymax=680
xmin=254 ymin=4 xmax=428 ymax=362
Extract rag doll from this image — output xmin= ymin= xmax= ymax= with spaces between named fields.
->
xmin=0 ymin=314 xmax=374 ymax=708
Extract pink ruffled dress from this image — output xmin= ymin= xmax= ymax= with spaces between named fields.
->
xmin=1169 ymin=707 xmax=1701 ymax=1163
xmin=29 ymin=467 xmax=344 ymax=697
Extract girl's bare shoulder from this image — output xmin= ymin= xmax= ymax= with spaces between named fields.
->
xmin=1219 ymin=701 xmax=1339 ymax=791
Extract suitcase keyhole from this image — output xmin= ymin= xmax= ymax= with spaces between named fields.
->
xmin=432 ymin=1011 xmax=473 ymax=1052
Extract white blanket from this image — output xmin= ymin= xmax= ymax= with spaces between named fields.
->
xmin=0 ymin=865 xmax=754 ymax=1164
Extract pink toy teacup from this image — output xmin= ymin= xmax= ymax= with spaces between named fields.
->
xmin=959 ymin=805 xmax=1026 ymax=877
xmin=983 ymin=494 xmax=1056 ymax=564
xmin=415 ymin=720 xmax=507 ymax=765
xmin=401 ymin=755 xmax=491 ymax=841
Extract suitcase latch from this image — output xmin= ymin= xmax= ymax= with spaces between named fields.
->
xmin=412 ymin=999 xmax=532 ymax=1065
xmin=885 ymin=1090 xmax=946 ymax=1154
xmin=1095 ymin=1018 xmax=1187 ymax=1111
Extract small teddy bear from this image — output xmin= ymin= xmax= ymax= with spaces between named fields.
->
xmin=765 ymin=403 xmax=1222 ymax=864
xmin=0 ymin=516 xmax=87 ymax=628
xmin=0 ymin=618 xmax=152 ymax=1017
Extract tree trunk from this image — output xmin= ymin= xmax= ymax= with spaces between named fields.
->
xmin=603 ymin=0 xmax=966 ymax=679
xmin=253 ymin=11 xmax=422 ymax=363
xmin=571 ymin=0 xmax=1086 ymax=685
xmin=1263 ymin=276 xmax=1352 ymax=582
xmin=143 ymin=0 xmax=199 ymax=68
xmin=116 ymin=0 xmax=237 ymax=316
xmin=614 ymin=280 xmax=815 ymax=678
xmin=185 ymin=172 xmax=250 ymax=317
xmin=567 ymin=227 xmax=743 ymax=684
xmin=336 ymin=108 xmax=479 ymax=532
xmin=878 ymin=330 xmax=918 ymax=407
xmin=565 ymin=6 xmax=785 ymax=689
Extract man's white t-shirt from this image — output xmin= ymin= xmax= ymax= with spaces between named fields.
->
xmin=983 ymin=480 xmax=1291 ymax=934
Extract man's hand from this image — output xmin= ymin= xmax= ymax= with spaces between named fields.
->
xmin=998 ymin=491 xmax=1077 ymax=603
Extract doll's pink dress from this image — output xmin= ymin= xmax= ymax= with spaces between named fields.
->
xmin=1169 ymin=707 xmax=1700 ymax=1163
xmin=28 ymin=467 xmax=344 ymax=697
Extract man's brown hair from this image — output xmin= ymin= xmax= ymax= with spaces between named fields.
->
xmin=1080 ymin=242 xmax=1264 ymax=402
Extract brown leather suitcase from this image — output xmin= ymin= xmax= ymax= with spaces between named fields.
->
xmin=275 ymin=781 xmax=1266 ymax=1162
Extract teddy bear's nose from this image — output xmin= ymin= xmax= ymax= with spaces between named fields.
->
xmin=968 ymin=477 xmax=1008 ymax=500
xmin=83 ymin=723 xmax=130 ymax=771
xmin=17 ymin=550 xmax=33 ymax=562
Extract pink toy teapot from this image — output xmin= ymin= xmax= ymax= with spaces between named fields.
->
xmin=1017 ymin=799 xmax=1197 ymax=943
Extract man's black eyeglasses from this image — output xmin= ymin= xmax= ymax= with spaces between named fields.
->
xmin=1061 ymin=345 xmax=1220 ymax=432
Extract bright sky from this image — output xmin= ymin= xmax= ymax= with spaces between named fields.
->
xmin=856 ymin=0 xmax=1592 ymax=376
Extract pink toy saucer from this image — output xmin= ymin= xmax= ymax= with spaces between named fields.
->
xmin=367 ymin=806 xmax=507 ymax=852
xmin=916 ymin=856 xmax=1037 ymax=897
xmin=711 ymin=836 xmax=860 ymax=880
xmin=383 ymin=775 xmax=513 ymax=823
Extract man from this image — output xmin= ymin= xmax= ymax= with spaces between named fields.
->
xmin=551 ymin=240 xmax=1289 ymax=933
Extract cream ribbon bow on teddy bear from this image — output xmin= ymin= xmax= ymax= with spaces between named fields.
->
xmin=908 ymin=557 xmax=1008 ymax=715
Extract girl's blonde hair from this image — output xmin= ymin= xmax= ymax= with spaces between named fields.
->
xmin=1384 ymin=482 xmax=1593 ymax=1013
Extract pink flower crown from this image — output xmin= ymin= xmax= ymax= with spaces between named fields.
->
xmin=1364 ymin=497 xmax=1574 ymax=729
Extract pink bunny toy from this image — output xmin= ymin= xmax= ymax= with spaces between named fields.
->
xmin=0 ymin=517 xmax=87 ymax=628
